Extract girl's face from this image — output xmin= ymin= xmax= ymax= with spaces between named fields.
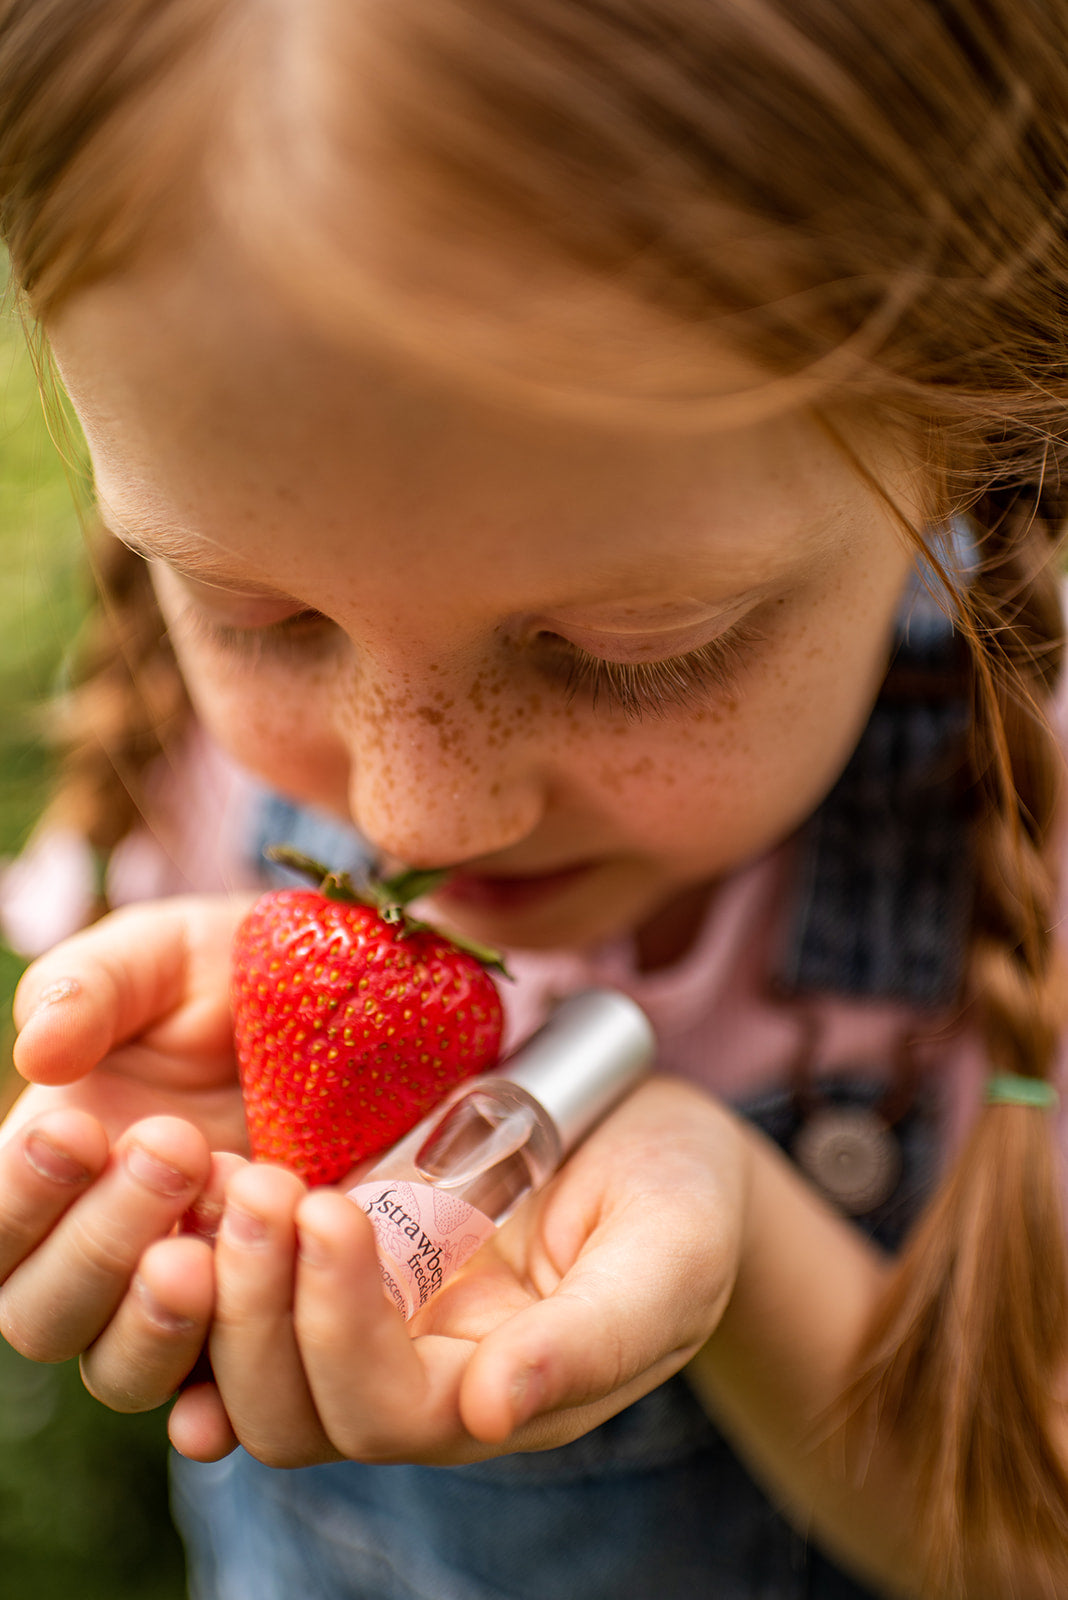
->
xmin=51 ymin=239 xmax=920 ymax=958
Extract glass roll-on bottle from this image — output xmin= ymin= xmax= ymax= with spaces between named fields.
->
xmin=346 ymin=988 xmax=655 ymax=1321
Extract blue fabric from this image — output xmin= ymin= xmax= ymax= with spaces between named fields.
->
xmin=776 ymin=521 xmax=975 ymax=1007
xmin=247 ymin=794 xmax=374 ymax=886
xmin=776 ymin=689 xmax=972 ymax=1006
xmin=173 ymin=1405 xmax=807 ymax=1600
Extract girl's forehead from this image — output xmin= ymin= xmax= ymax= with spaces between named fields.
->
xmin=52 ymin=244 xmax=920 ymax=606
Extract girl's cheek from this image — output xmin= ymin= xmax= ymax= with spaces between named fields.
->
xmin=169 ymin=615 xmax=785 ymax=849
xmin=176 ymin=653 xmax=352 ymax=803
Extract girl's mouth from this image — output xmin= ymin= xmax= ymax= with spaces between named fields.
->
xmin=432 ymin=862 xmax=595 ymax=914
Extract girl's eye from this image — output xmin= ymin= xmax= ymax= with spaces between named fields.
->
xmin=179 ymin=606 xmax=339 ymax=662
xmin=537 ymin=617 xmax=765 ymax=719
xmin=177 ymin=590 xmax=764 ymax=713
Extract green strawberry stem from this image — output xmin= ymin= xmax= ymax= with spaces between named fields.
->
xmin=264 ymin=844 xmax=512 ymax=977
xmin=377 ymin=867 xmax=453 ymax=908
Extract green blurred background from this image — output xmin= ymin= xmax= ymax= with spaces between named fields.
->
xmin=0 ymin=309 xmax=187 ymax=1597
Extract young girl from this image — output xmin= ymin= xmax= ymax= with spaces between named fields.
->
xmin=0 ymin=1 xmax=1067 ymax=1596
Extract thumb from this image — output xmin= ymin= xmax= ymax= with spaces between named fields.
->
xmin=11 ymin=972 xmax=104 ymax=1085
xmin=12 ymin=895 xmax=249 ymax=1085
xmin=459 ymin=1078 xmax=748 ymax=1448
xmin=458 ymin=1231 xmax=735 ymax=1446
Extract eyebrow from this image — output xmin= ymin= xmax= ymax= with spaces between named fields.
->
xmin=102 ymin=514 xmax=294 ymax=599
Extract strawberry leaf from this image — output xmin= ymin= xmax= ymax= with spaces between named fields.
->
xmin=263 ymin=844 xmax=512 ymax=977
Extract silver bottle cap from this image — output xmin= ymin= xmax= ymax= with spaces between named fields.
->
xmin=495 ymin=989 xmax=655 ymax=1153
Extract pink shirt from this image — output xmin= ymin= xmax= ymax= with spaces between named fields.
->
xmin=0 ymin=724 xmax=264 ymax=953
xmin=498 ymin=838 xmax=990 ymax=1154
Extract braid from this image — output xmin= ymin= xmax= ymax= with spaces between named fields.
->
xmin=44 ymin=529 xmax=191 ymax=888
xmin=846 ymin=490 xmax=1068 ymax=1596
xmin=966 ymin=490 xmax=1067 ymax=1078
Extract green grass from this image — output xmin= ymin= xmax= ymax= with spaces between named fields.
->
xmin=0 ymin=327 xmax=89 ymax=853
xmin=0 ymin=309 xmax=188 ymax=1599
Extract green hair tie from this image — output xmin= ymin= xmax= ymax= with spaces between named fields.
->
xmin=985 ymin=1073 xmax=1060 ymax=1111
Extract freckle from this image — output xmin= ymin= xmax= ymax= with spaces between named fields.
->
xmin=468 ymin=678 xmax=486 ymax=714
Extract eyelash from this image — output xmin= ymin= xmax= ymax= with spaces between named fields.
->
xmin=180 ymin=607 xmax=339 ymax=662
xmin=541 ymin=618 xmax=764 ymax=719
xmin=181 ymin=604 xmax=764 ymax=719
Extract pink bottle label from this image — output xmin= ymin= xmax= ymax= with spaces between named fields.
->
xmin=348 ymin=1180 xmax=496 ymax=1320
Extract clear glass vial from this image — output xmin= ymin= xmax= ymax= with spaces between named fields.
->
xmin=347 ymin=989 xmax=654 ymax=1320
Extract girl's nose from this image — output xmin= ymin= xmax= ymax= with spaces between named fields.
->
xmin=340 ymin=678 xmax=547 ymax=869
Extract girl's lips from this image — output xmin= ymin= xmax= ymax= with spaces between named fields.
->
xmin=434 ymin=862 xmax=595 ymax=913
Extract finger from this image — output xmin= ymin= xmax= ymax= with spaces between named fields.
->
xmin=0 ymin=1109 xmax=109 ymax=1278
xmin=211 ymin=1164 xmax=337 ymax=1466
xmin=0 ymin=1115 xmax=211 ymax=1362
xmin=293 ymin=1189 xmax=475 ymax=1464
xmin=80 ymin=1233 xmax=215 ymax=1412
xmin=12 ymin=895 xmax=249 ymax=1086
xmin=181 ymin=1152 xmax=249 ymax=1244
xmin=168 ymin=1382 xmax=240 ymax=1463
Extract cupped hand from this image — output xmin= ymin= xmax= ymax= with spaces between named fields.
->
xmin=8 ymin=893 xmax=257 ymax=1145
xmin=0 ymin=894 xmax=255 ymax=1392
xmin=163 ymin=1075 xmax=750 ymax=1468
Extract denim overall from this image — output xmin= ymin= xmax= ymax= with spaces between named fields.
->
xmin=172 ymin=555 xmax=973 ymax=1600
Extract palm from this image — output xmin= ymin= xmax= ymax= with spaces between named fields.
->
xmin=5 ymin=1054 xmax=248 ymax=1155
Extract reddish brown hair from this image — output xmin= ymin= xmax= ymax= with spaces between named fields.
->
xmin=2 ymin=1 xmax=1068 ymax=1589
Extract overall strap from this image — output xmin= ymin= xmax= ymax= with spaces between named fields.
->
xmin=776 ymin=526 xmax=976 ymax=1010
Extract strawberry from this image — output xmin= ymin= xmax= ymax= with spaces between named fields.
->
xmin=232 ymin=848 xmax=506 ymax=1186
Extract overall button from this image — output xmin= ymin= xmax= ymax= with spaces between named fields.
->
xmin=792 ymin=1105 xmax=902 ymax=1215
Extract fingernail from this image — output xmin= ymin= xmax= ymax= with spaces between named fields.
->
xmin=221 ymin=1204 xmax=268 ymax=1248
xmin=297 ymin=1226 xmax=330 ymax=1266
xmin=183 ymin=1198 xmax=223 ymax=1244
xmin=510 ymin=1364 xmax=547 ymax=1428
xmin=29 ymin=978 xmax=82 ymax=1014
xmin=134 ymin=1275 xmax=196 ymax=1335
xmin=125 ymin=1144 xmax=193 ymax=1197
xmin=24 ymin=1130 xmax=92 ymax=1185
